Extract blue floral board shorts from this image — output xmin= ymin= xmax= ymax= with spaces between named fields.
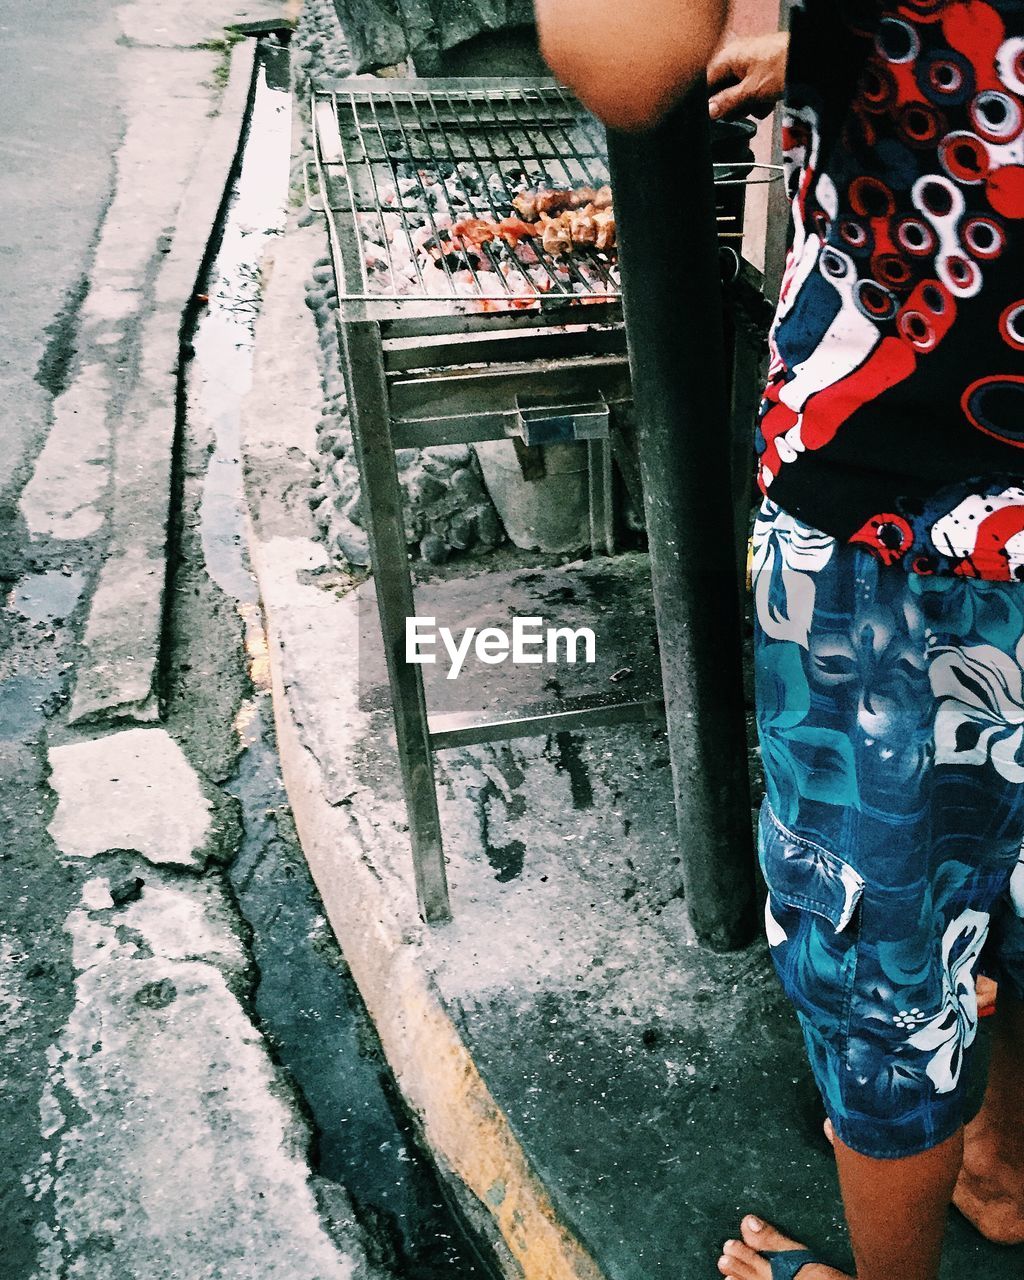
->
xmin=751 ymin=497 xmax=1024 ymax=1161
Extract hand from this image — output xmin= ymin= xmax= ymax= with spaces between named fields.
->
xmin=707 ymin=32 xmax=789 ymax=120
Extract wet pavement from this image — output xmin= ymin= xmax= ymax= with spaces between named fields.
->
xmin=185 ymin=42 xmax=497 ymax=1279
xmin=0 ymin=569 xmax=82 ymax=1277
xmin=0 ymin=18 xmax=496 ymax=1273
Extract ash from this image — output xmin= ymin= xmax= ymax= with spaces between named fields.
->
xmin=358 ymin=165 xmax=619 ymax=308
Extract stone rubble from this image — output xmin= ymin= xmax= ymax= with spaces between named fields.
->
xmin=329 ymin=0 xmax=536 ymax=75
xmin=289 ymin=1 xmax=509 ymax=569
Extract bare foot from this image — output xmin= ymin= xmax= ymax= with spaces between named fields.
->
xmin=954 ymin=1117 xmax=1024 ymax=1245
xmin=717 ymin=1215 xmax=851 ymax=1279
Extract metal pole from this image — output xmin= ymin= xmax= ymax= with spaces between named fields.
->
xmin=606 ymin=85 xmax=757 ymax=951
xmin=764 ymin=0 xmax=795 ymax=302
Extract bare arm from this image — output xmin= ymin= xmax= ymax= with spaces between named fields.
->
xmin=534 ymin=0 xmax=730 ymax=132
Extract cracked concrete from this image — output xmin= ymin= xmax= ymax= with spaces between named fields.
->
xmin=30 ymin=870 xmax=359 ymax=1280
xmin=36 ymin=706 xmax=380 ymax=1278
xmin=18 ymin=0 xmax=287 ymax=729
xmin=66 ymin=45 xmax=250 ymax=726
xmin=0 ymin=8 xmax=404 ymax=1276
xmin=24 ymin=725 xmax=381 ymax=1280
xmin=19 ymin=363 xmax=112 ymax=542
xmin=47 ymin=728 xmax=214 ymax=868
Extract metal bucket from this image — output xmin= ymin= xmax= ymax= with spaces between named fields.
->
xmin=472 ymin=438 xmax=589 ymax=553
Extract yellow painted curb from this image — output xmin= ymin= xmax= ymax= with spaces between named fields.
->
xmin=256 ymin=556 xmax=605 ymax=1280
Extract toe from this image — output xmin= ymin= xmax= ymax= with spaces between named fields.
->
xmin=740 ymin=1214 xmax=810 ymax=1255
xmin=721 ymin=1238 xmax=771 ymax=1279
xmin=823 ymin=1118 xmax=835 ymax=1148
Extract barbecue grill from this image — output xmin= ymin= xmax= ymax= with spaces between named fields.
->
xmin=309 ymin=78 xmax=764 ymax=313
xmin=307 ymin=77 xmax=776 ymax=926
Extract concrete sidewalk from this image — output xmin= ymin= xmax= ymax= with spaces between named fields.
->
xmin=19 ymin=0 xmax=288 ymax=725
xmin=241 ymin=206 xmax=1024 ymax=1280
xmin=2 ymin=6 xmax=398 ymax=1275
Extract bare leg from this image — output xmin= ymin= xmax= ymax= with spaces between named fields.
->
xmin=834 ymin=1127 xmax=962 ymax=1280
xmin=954 ymin=986 xmax=1024 ymax=1244
xmin=719 ymin=1128 xmax=963 ymax=1280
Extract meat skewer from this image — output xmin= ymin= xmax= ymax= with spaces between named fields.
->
xmin=511 ymin=183 xmax=613 ymax=219
xmin=453 ymin=185 xmax=617 ymax=257
xmin=363 ymin=175 xmax=617 ymax=311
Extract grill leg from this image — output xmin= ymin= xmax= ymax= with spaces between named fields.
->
xmin=587 ymin=437 xmax=615 ymax=556
xmin=340 ymin=318 xmax=452 ymax=925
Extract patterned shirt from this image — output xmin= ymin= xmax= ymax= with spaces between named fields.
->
xmin=758 ymin=0 xmax=1024 ymax=580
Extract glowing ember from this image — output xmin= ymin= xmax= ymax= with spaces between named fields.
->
xmin=356 ymin=165 xmax=620 ymax=310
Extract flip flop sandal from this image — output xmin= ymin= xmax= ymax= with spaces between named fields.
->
xmin=766 ymin=1249 xmax=820 ymax=1280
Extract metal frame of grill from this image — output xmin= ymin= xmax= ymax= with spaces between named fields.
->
xmin=314 ymin=79 xmax=618 ymax=310
xmin=309 ymin=77 xmax=778 ymax=316
xmin=307 ymin=76 xmax=776 ymax=926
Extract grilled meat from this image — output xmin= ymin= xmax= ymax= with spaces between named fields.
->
xmin=512 ymin=183 xmax=613 ymax=219
xmin=452 ymin=184 xmax=616 ymax=258
xmin=453 ymin=216 xmax=537 ymax=248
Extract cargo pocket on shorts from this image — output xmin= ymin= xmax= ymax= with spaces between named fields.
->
xmin=758 ymin=800 xmax=865 ymax=1047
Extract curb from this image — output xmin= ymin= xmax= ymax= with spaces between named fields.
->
xmin=266 ymin=635 xmax=607 ymax=1280
xmin=70 ymin=38 xmax=260 ymax=726
xmin=241 ymin=223 xmax=608 ymax=1280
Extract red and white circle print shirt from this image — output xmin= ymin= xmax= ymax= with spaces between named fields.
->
xmin=757 ymin=0 xmax=1024 ymax=579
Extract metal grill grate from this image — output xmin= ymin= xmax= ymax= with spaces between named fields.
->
xmin=310 ymin=78 xmax=775 ymax=319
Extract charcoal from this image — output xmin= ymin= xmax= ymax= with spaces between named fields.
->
xmin=416 ymin=473 xmax=447 ymax=505
xmin=475 ymin=503 xmax=503 ymax=547
xmin=420 ymin=533 xmax=449 ymax=565
xmin=448 ymin=512 xmax=476 ymax=550
xmin=451 ymin=467 xmax=482 ymax=498
xmin=427 ymin=444 xmax=472 ymax=466
xmin=334 ymin=522 xmax=370 ymax=567
xmin=341 ymin=491 xmax=365 ymax=529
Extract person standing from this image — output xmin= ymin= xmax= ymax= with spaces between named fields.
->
xmin=533 ymin=3 xmax=1024 ymax=1277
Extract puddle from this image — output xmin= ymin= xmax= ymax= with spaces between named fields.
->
xmin=0 ymin=571 xmax=85 ymax=740
xmin=0 ymin=677 xmax=60 ymax=741
xmin=196 ymin=46 xmax=290 ymax=605
xmin=187 ymin=40 xmax=495 ymax=1280
xmin=8 ymin=570 xmax=86 ymax=627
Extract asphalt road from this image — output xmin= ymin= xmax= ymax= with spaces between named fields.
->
xmin=0 ymin=6 xmax=121 ymax=1275
xmin=0 ymin=0 xmax=121 ymax=503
